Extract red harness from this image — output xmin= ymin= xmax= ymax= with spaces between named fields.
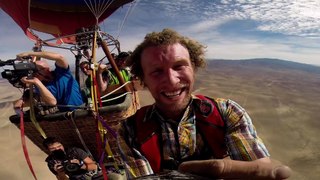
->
xmin=132 ymin=95 xmax=228 ymax=173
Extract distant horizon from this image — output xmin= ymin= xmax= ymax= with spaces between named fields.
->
xmin=210 ymin=57 xmax=320 ymax=67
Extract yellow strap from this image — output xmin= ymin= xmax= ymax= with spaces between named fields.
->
xmin=29 ymin=86 xmax=47 ymax=139
xmin=97 ymin=120 xmax=120 ymax=171
xmin=90 ymin=30 xmax=119 ymax=170
xmin=90 ymin=31 xmax=99 ymax=112
xmin=90 ymin=74 xmax=97 ymax=111
xmin=104 ymin=136 xmax=120 ymax=171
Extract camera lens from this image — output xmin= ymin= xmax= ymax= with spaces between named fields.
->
xmin=64 ymin=162 xmax=80 ymax=172
xmin=1 ymin=70 xmax=13 ymax=79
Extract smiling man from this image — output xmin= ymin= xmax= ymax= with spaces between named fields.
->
xmin=141 ymin=43 xmax=194 ymax=120
xmin=121 ymin=28 xmax=291 ymax=179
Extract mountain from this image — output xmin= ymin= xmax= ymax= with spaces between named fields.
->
xmin=197 ymin=58 xmax=320 ymax=89
xmin=207 ymin=58 xmax=320 ymax=74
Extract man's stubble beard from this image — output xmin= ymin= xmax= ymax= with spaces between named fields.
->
xmin=156 ymin=88 xmax=192 ymax=121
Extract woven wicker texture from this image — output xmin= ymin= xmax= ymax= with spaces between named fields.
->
xmin=12 ymin=92 xmax=140 ymax=162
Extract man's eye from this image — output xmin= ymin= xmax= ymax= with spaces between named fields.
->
xmin=174 ymin=65 xmax=184 ymax=70
xmin=150 ymin=70 xmax=162 ymax=76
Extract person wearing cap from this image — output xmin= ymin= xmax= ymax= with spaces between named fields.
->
xmin=79 ymin=52 xmax=131 ymax=106
xmin=97 ymin=51 xmax=131 ymax=93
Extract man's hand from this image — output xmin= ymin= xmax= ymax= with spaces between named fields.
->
xmin=178 ymin=159 xmax=291 ymax=180
xmin=53 ymin=161 xmax=69 ymax=180
xmin=21 ymin=75 xmax=57 ymax=106
xmin=53 ymin=161 xmax=64 ymax=173
xmin=98 ymin=64 xmax=108 ymax=74
xmin=69 ymin=159 xmax=87 ymax=170
xmin=21 ymin=76 xmax=40 ymax=85
xmin=69 ymin=159 xmax=80 ymax=164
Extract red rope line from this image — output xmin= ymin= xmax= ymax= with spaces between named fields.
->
xmin=20 ymin=110 xmax=38 ymax=180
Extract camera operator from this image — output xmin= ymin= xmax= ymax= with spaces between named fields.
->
xmin=13 ymin=51 xmax=83 ymax=112
xmin=43 ymin=137 xmax=102 ymax=180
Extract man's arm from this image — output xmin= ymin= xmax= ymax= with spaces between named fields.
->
xmin=69 ymin=147 xmax=98 ymax=172
xmin=21 ymin=77 xmax=57 ymax=106
xmin=55 ymin=173 xmax=69 ymax=180
xmin=47 ymin=160 xmax=69 ymax=180
xmin=178 ymin=158 xmax=291 ymax=179
xmin=17 ymin=51 xmax=69 ymax=69
xmin=55 ymin=165 xmax=69 ymax=180
xmin=12 ymin=98 xmax=28 ymax=115
xmin=81 ymin=157 xmax=98 ymax=171
xmin=69 ymin=156 xmax=97 ymax=172
xmin=97 ymin=64 xmax=109 ymax=93
xmin=218 ymin=98 xmax=270 ymax=160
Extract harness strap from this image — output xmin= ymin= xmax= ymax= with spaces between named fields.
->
xmin=29 ymin=87 xmax=47 ymax=138
xmin=134 ymin=95 xmax=228 ymax=172
xmin=68 ymin=111 xmax=93 ymax=158
xmin=194 ymin=95 xmax=227 ymax=158
xmin=21 ymin=86 xmax=48 ymax=179
xmin=134 ymin=106 xmax=161 ymax=173
xmin=20 ymin=105 xmax=38 ymax=180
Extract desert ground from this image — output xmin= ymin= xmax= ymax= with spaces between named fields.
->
xmin=0 ymin=59 xmax=319 ymax=179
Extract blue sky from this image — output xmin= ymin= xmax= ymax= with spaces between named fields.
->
xmin=1 ymin=0 xmax=320 ymax=66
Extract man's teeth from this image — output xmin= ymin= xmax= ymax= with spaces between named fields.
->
xmin=164 ymin=90 xmax=181 ymax=97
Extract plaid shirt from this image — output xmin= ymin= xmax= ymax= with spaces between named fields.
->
xmin=121 ymin=95 xmax=269 ymax=176
xmin=213 ymin=97 xmax=270 ymax=160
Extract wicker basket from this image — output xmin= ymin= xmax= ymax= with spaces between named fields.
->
xmin=10 ymin=92 xmax=140 ymax=161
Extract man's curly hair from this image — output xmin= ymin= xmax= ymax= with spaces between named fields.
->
xmin=126 ymin=28 xmax=206 ymax=81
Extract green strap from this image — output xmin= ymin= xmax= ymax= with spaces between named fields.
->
xmin=29 ymin=86 xmax=47 ymax=139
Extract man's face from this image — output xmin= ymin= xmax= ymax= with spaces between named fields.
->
xmin=116 ymin=58 xmax=126 ymax=68
xmin=141 ymin=43 xmax=195 ymax=114
xmin=48 ymin=142 xmax=65 ymax=153
xmin=80 ymin=63 xmax=91 ymax=76
xmin=34 ymin=61 xmax=51 ymax=81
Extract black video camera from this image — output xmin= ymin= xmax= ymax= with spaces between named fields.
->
xmin=51 ymin=149 xmax=82 ymax=173
xmin=0 ymin=57 xmax=37 ymax=88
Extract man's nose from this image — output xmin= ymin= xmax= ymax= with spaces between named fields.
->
xmin=165 ymin=69 xmax=179 ymax=85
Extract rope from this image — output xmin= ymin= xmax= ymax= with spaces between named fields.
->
xmin=116 ymin=132 xmax=137 ymax=178
xmin=96 ymin=115 xmax=120 ymax=172
xmin=94 ymin=117 xmax=108 ymax=180
xmin=84 ymin=0 xmax=115 ymax=20
xmin=115 ymin=1 xmax=136 ymax=39
xmin=20 ymin=110 xmax=38 ymax=180
xmin=90 ymin=30 xmax=99 ymax=112
xmin=55 ymin=104 xmax=90 ymax=109
xmin=101 ymin=91 xmax=131 ymax=103
xmin=68 ymin=111 xmax=94 ymax=158
xmin=74 ymin=2 xmax=137 ymax=175
xmin=96 ymin=114 xmax=138 ymax=178
xmin=90 ymin=29 xmax=115 ymax=180
xmin=99 ymin=0 xmax=115 ymax=19
xmin=20 ymin=85 xmax=47 ymax=180
xmin=100 ymin=81 xmax=131 ymax=99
